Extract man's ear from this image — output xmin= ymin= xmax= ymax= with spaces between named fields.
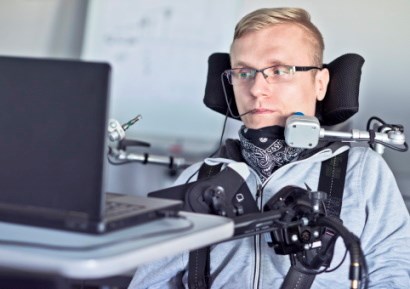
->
xmin=315 ymin=68 xmax=329 ymax=101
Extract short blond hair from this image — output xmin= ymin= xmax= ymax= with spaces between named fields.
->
xmin=232 ymin=7 xmax=324 ymax=66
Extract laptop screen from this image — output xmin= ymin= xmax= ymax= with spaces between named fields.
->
xmin=0 ymin=56 xmax=111 ymax=219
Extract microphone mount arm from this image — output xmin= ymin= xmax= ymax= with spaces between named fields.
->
xmin=319 ymin=126 xmax=406 ymax=154
xmin=107 ymin=115 xmax=191 ymax=173
xmin=284 ymin=114 xmax=408 ymax=154
xmin=108 ymin=146 xmax=190 ymax=171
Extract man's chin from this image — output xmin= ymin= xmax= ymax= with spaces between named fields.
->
xmin=243 ymin=117 xmax=285 ymax=129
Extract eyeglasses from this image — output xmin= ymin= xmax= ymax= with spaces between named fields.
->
xmin=223 ymin=64 xmax=322 ymax=86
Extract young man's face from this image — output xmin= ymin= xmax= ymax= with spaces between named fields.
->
xmin=230 ymin=23 xmax=329 ymax=129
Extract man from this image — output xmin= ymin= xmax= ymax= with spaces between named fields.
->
xmin=128 ymin=7 xmax=410 ymax=289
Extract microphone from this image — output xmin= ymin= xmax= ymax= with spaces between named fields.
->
xmin=107 ymin=114 xmax=142 ymax=142
xmin=284 ymin=113 xmax=407 ymax=154
xmin=284 ymin=112 xmax=321 ymax=149
xmin=238 ymin=110 xmax=254 ymax=117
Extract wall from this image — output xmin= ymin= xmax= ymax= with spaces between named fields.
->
xmin=0 ymin=0 xmax=409 ymax=209
xmin=0 ymin=0 xmax=86 ymax=58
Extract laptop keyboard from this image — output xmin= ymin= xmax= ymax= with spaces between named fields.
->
xmin=105 ymin=200 xmax=145 ymax=217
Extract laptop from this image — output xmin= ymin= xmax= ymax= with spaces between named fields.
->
xmin=0 ymin=55 xmax=182 ymax=234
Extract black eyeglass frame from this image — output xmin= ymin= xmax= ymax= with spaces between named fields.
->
xmin=223 ymin=65 xmax=323 ymax=85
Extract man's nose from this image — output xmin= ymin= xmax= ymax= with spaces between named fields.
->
xmin=249 ymin=72 xmax=271 ymax=98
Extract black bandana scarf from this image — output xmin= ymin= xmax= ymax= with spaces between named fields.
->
xmin=239 ymin=125 xmax=304 ymax=182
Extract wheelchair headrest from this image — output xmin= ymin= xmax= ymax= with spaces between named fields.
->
xmin=203 ymin=53 xmax=365 ymax=126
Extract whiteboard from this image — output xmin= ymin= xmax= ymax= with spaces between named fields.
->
xmin=82 ymin=0 xmax=242 ymax=153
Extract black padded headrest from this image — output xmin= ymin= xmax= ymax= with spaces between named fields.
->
xmin=203 ymin=53 xmax=365 ymax=126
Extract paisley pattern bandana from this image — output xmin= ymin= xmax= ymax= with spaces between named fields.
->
xmin=239 ymin=125 xmax=304 ymax=182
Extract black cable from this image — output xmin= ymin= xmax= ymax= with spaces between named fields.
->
xmin=373 ymin=139 xmax=408 ymax=152
xmin=365 ymin=116 xmax=408 ymax=152
xmin=315 ymin=216 xmax=368 ymax=289
xmin=325 ymin=249 xmax=348 ymax=273
xmin=0 ymin=215 xmax=194 ymax=252
xmin=221 ymin=73 xmax=240 ymax=119
xmin=213 ymin=109 xmax=230 ymax=156
xmin=290 ymin=248 xmax=348 ymax=277
xmin=366 ymin=116 xmax=386 ymax=131
xmin=184 ymin=109 xmax=230 ymax=184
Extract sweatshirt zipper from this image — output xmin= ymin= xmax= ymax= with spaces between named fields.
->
xmin=250 ymin=149 xmax=329 ymax=289
xmin=252 ymin=184 xmax=263 ymax=289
